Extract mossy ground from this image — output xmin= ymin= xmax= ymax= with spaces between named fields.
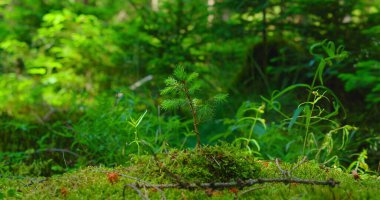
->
xmin=1 ymin=145 xmax=379 ymax=199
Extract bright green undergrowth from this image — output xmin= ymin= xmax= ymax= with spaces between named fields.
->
xmin=0 ymin=145 xmax=379 ymax=200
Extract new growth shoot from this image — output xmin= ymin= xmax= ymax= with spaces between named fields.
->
xmin=161 ymin=66 xmax=228 ymax=148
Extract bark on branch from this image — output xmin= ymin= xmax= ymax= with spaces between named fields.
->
xmin=126 ymin=177 xmax=339 ymax=190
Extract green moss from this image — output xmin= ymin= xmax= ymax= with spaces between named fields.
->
xmin=131 ymin=144 xmax=260 ymax=183
xmin=0 ymin=148 xmax=379 ymax=199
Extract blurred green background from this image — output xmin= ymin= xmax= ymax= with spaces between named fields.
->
xmin=0 ymin=0 xmax=379 ymax=176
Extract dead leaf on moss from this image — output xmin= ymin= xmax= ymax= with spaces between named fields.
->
xmin=352 ymin=170 xmax=360 ymax=180
xmin=60 ymin=187 xmax=68 ymax=197
xmin=107 ymin=172 xmax=119 ymax=184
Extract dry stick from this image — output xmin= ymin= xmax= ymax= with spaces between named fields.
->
xmin=146 ymin=145 xmax=188 ymax=199
xmin=127 ymin=178 xmax=339 ymax=189
xmin=275 ymin=158 xmax=289 ymax=177
xmin=35 ymin=148 xmax=80 ymax=157
xmin=150 ymin=152 xmax=189 ymax=188
xmin=291 ymin=157 xmax=308 ymax=172
xmin=21 ymin=178 xmax=48 ymax=188
xmin=128 ymin=156 xmax=338 ymax=190
xmin=275 ymin=157 xmax=308 ymax=178
xmin=123 ymin=183 xmax=149 ymax=200
xmin=129 ymin=75 xmax=153 ymax=90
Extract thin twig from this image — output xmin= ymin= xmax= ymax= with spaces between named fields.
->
xmin=151 ymin=154 xmax=189 ymax=188
xmin=127 ymin=178 xmax=340 ymax=189
xmin=123 ymin=183 xmax=149 ymax=200
xmin=275 ymin=158 xmax=289 ymax=177
xmin=35 ymin=148 xmax=80 ymax=157
xmin=275 ymin=157 xmax=308 ymax=177
xmin=291 ymin=157 xmax=308 ymax=172
xmin=129 ymin=75 xmax=153 ymax=90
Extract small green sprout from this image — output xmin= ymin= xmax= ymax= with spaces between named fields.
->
xmin=127 ymin=110 xmax=147 ymax=155
xmin=161 ymin=66 xmax=228 ymax=148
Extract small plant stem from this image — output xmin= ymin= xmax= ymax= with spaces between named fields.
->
xmin=303 ymin=58 xmax=325 ymax=155
xmin=247 ymin=111 xmax=259 ymax=147
xmin=302 ymin=125 xmax=309 ymax=155
xmin=134 ymin=129 xmax=140 ymax=155
xmin=182 ymin=81 xmax=201 ymax=148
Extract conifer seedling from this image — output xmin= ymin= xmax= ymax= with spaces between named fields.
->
xmin=161 ymin=66 xmax=228 ymax=148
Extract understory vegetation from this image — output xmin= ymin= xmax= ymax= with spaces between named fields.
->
xmin=0 ymin=0 xmax=379 ymax=199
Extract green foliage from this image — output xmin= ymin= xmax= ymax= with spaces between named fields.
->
xmin=339 ymin=60 xmax=380 ymax=105
xmin=0 ymin=0 xmax=380 ymax=190
xmin=131 ymin=143 xmax=260 ymax=183
xmin=0 ymin=8 xmax=122 ymax=121
xmin=217 ymin=101 xmax=265 ymax=156
xmin=0 ymin=150 xmax=67 ymax=177
xmin=127 ymin=110 xmax=147 ymax=155
xmin=67 ymin=91 xmax=195 ymax=166
xmin=258 ymin=41 xmax=359 ymax=164
xmin=161 ymin=66 xmax=228 ymax=147
xmin=347 ymin=149 xmax=369 ymax=173
xmin=0 ymin=161 xmax=379 ymax=199
xmin=69 ymin=94 xmax=151 ymax=165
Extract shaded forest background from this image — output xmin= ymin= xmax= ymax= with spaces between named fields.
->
xmin=0 ymin=0 xmax=379 ymax=176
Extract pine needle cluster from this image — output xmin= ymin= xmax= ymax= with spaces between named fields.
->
xmin=161 ymin=66 xmax=228 ymax=147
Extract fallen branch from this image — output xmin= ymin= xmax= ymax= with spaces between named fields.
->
xmin=126 ymin=177 xmax=339 ymax=189
xmin=129 ymin=75 xmax=153 ymax=90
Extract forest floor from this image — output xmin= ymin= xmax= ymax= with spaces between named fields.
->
xmin=1 ymin=147 xmax=379 ymax=199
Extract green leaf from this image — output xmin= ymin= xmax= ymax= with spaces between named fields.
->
xmin=304 ymin=105 xmax=311 ymax=128
xmin=135 ymin=110 xmax=147 ymax=127
xmin=324 ymin=41 xmax=335 ymax=58
xmin=233 ymin=137 xmax=261 ymax=152
xmin=288 ymin=106 xmax=304 ymax=131
xmin=271 ymin=84 xmax=311 ymax=100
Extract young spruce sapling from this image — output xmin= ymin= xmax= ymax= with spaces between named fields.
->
xmin=161 ymin=66 xmax=228 ymax=148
